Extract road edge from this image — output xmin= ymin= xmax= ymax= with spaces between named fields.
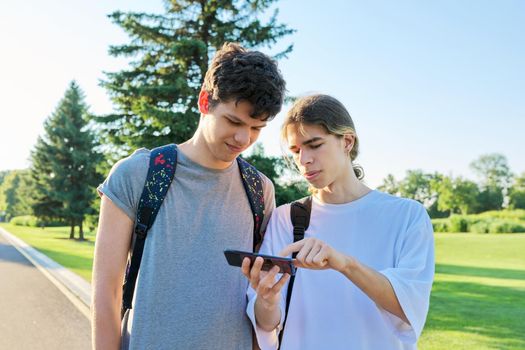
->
xmin=0 ymin=226 xmax=91 ymax=320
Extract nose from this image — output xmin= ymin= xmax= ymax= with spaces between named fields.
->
xmin=298 ymin=149 xmax=313 ymax=166
xmin=233 ymin=127 xmax=250 ymax=146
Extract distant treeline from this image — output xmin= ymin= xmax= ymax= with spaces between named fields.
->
xmin=377 ymin=153 xmax=525 ymax=218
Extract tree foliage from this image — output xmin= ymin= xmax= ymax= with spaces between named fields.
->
xmin=435 ymin=176 xmax=480 ymax=215
xmin=509 ymin=172 xmax=525 ymax=209
xmin=96 ymin=0 xmax=294 ymax=153
xmin=0 ymin=170 xmax=34 ymax=221
xmin=30 ymin=81 xmax=104 ymax=239
xmin=243 ymin=143 xmax=309 ymax=206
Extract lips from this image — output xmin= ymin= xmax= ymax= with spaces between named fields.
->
xmin=226 ymin=143 xmax=244 ymax=153
xmin=303 ymin=170 xmax=321 ymax=181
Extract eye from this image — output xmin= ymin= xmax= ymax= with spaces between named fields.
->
xmin=228 ymin=119 xmax=241 ymax=125
xmin=310 ymin=143 xmax=322 ymax=149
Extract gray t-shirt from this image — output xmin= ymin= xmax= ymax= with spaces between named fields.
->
xmin=98 ymin=146 xmax=275 ymax=350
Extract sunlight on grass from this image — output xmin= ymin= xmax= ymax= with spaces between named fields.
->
xmin=0 ymin=223 xmax=95 ymax=281
xmin=419 ymin=233 xmax=525 ymax=350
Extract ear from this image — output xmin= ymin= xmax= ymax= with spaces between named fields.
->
xmin=343 ymin=133 xmax=355 ymax=154
xmin=198 ymin=90 xmax=210 ymax=114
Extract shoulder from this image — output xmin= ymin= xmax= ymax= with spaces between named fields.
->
xmin=109 ymin=148 xmax=150 ymax=178
xmin=374 ymin=190 xmax=427 ymax=215
xmin=237 ymin=157 xmax=275 ymax=192
xmin=372 ymin=190 xmax=430 ymax=228
xmin=258 ymin=171 xmax=275 ymax=192
xmin=270 ymin=202 xmax=293 ymax=223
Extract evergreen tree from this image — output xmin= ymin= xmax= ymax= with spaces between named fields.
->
xmin=97 ymin=0 xmax=294 ymax=152
xmin=31 ymin=81 xmax=104 ymax=239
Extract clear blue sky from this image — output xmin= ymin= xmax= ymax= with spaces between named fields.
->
xmin=1 ymin=0 xmax=524 ymax=188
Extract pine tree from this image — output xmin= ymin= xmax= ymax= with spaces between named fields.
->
xmin=31 ymin=81 xmax=104 ymax=239
xmin=97 ymin=0 xmax=294 ymax=153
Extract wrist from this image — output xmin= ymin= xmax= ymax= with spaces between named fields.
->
xmin=256 ymin=296 xmax=280 ymax=311
xmin=339 ymin=255 xmax=359 ymax=275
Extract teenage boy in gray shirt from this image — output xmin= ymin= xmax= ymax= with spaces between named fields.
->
xmin=92 ymin=43 xmax=286 ymax=350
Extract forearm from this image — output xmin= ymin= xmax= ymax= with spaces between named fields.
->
xmin=339 ymin=257 xmax=409 ymax=324
xmin=91 ymin=291 xmax=122 ymax=350
xmin=254 ymin=297 xmax=282 ymax=332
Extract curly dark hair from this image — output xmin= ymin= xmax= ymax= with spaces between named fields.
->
xmin=202 ymin=42 xmax=286 ymax=121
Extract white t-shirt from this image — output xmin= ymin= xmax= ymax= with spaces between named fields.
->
xmin=247 ymin=190 xmax=435 ymax=350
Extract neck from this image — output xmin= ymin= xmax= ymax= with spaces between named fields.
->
xmin=316 ymin=167 xmax=371 ymax=204
xmin=178 ymin=130 xmax=233 ymax=170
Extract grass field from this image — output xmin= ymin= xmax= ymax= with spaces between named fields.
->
xmin=419 ymin=233 xmax=525 ymax=350
xmin=1 ymin=224 xmax=524 ymax=349
xmin=0 ymin=223 xmax=95 ymax=281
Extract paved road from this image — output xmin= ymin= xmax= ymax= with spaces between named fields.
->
xmin=0 ymin=234 xmax=92 ymax=350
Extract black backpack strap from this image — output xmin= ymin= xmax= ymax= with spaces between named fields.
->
xmin=278 ymin=196 xmax=312 ymax=348
xmin=121 ymin=144 xmax=177 ymax=315
xmin=236 ymin=157 xmax=265 ymax=252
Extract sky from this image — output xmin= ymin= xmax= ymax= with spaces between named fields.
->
xmin=1 ymin=0 xmax=524 ymax=188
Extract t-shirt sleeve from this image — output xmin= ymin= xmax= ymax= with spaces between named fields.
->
xmin=246 ymin=204 xmax=292 ymax=350
xmin=379 ymin=203 xmax=435 ymax=344
xmin=97 ymin=149 xmax=150 ymax=221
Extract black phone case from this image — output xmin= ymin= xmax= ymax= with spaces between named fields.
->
xmin=224 ymin=249 xmax=296 ymax=275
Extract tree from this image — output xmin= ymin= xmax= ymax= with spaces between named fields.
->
xmin=470 ymin=153 xmax=512 ymax=210
xmin=436 ymin=176 xmax=480 ymax=215
xmin=379 ymin=170 xmax=447 ymax=218
xmin=470 ymin=153 xmax=512 ymax=189
xmin=30 ymin=81 xmax=104 ymax=240
xmin=377 ymin=174 xmax=398 ymax=196
xmin=243 ymin=144 xmax=309 ymax=206
xmin=509 ymin=172 xmax=525 ymax=209
xmin=96 ymin=0 xmax=294 ymax=153
xmin=0 ymin=170 xmax=34 ymax=221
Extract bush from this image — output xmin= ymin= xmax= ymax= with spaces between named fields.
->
xmin=477 ymin=209 xmax=525 ymax=221
xmin=9 ymin=215 xmax=65 ymax=227
xmin=488 ymin=220 xmax=525 ymax=233
xmin=432 ymin=219 xmax=450 ymax=233
xmin=470 ymin=220 xmax=491 ymax=234
xmin=449 ymin=215 xmax=470 ymax=232
xmin=10 ymin=215 xmax=38 ymax=227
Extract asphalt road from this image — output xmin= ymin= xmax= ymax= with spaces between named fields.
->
xmin=0 ymin=234 xmax=92 ymax=350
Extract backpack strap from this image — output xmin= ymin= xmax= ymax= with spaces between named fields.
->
xmin=236 ymin=157 xmax=265 ymax=252
xmin=278 ymin=196 xmax=312 ymax=348
xmin=121 ymin=144 xmax=177 ymax=315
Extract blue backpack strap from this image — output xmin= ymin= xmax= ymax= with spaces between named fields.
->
xmin=236 ymin=157 xmax=265 ymax=252
xmin=121 ymin=144 xmax=177 ymax=314
xmin=278 ymin=196 xmax=312 ymax=348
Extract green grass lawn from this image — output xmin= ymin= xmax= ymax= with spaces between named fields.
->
xmin=419 ymin=233 xmax=525 ymax=350
xmin=0 ymin=223 xmax=95 ymax=281
xmin=1 ymin=223 xmax=524 ymax=349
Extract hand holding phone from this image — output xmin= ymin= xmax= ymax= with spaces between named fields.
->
xmin=224 ymin=249 xmax=296 ymax=275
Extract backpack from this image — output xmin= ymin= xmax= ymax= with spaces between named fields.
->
xmin=121 ymin=144 xmax=266 ymax=315
xmin=278 ymin=195 xmax=313 ymax=348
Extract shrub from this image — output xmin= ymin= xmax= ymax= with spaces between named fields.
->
xmin=449 ymin=215 xmax=470 ymax=232
xmin=432 ymin=219 xmax=450 ymax=233
xmin=470 ymin=220 xmax=491 ymax=234
xmin=477 ymin=209 xmax=525 ymax=221
xmin=9 ymin=215 xmax=65 ymax=227
xmin=488 ymin=220 xmax=525 ymax=233
xmin=10 ymin=215 xmax=38 ymax=227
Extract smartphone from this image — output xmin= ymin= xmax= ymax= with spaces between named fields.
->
xmin=224 ymin=249 xmax=296 ymax=276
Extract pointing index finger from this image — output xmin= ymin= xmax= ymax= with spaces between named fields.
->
xmin=279 ymin=240 xmax=305 ymax=258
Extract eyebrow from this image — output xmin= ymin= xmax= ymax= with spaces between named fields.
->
xmin=289 ymin=137 xmax=324 ymax=150
xmin=224 ymin=114 xmax=267 ymax=128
